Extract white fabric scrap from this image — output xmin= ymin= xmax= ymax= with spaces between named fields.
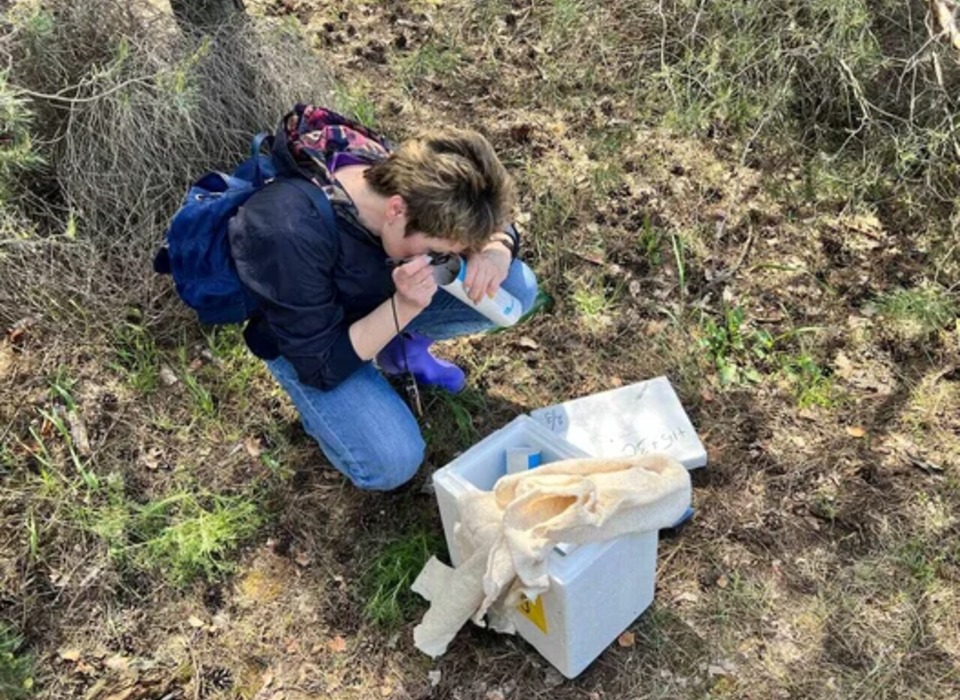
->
xmin=412 ymin=454 xmax=691 ymax=657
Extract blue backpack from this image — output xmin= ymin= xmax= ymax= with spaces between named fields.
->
xmin=154 ymin=133 xmax=334 ymax=325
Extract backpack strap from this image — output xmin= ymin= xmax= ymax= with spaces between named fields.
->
xmin=280 ymin=176 xmax=336 ymax=233
xmin=250 ymin=132 xmax=274 ymax=159
xmin=248 ymin=132 xmax=276 ymax=186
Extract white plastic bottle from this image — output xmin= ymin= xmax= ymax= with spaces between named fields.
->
xmin=432 ymin=256 xmax=522 ymax=327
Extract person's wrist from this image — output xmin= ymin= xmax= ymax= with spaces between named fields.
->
xmin=484 ymin=234 xmax=513 ymax=255
xmin=483 ymin=240 xmax=513 ymax=265
xmin=394 ymin=291 xmax=428 ymax=315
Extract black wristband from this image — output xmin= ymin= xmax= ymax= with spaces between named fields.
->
xmin=502 ymin=223 xmax=520 ymax=260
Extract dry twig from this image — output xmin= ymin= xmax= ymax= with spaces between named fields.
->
xmin=930 ymin=0 xmax=960 ymax=52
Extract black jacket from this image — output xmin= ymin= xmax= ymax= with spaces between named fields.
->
xmin=228 ymin=128 xmax=393 ymax=390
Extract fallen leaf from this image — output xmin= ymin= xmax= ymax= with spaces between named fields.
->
xmin=428 ymin=670 xmax=442 ymax=687
xmin=841 ymin=212 xmax=882 ymax=235
xmin=644 ymin=320 xmax=669 ymax=336
xmin=543 ymin=667 xmax=565 ymax=688
xmin=6 ymin=316 xmax=37 ymax=344
xmin=297 ymin=663 xmax=321 ymax=684
xmin=328 ymin=636 xmax=347 ymax=653
xmin=244 ymin=436 xmax=262 ymax=458
xmin=380 ymin=684 xmax=393 ymax=696
xmin=187 ymin=615 xmax=206 ymax=628
xmin=797 ymin=407 xmax=819 ymax=421
xmin=189 ymin=358 xmax=203 ymax=371
xmin=516 ymin=336 xmax=539 ymax=350
xmin=66 ymin=411 xmax=92 ymax=457
xmin=159 ymin=366 xmax=179 ymax=386
xmin=673 ymin=591 xmax=700 ymax=604
xmin=294 ymin=551 xmax=313 ymax=567
xmin=75 ymin=660 xmax=96 ymax=675
xmin=707 ymin=658 xmax=738 ymax=677
xmin=141 ymin=447 xmax=162 ymax=470
xmin=845 ymin=426 xmax=866 ymax=438
xmin=834 ymin=352 xmax=854 ymax=380
xmin=49 ymin=568 xmax=71 ymax=587
xmin=617 ymin=631 xmax=636 ymax=647
xmin=103 ymin=655 xmax=129 ymax=671
xmin=59 ymin=648 xmax=82 ymax=662
xmin=715 ymin=575 xmax=729 ymax=589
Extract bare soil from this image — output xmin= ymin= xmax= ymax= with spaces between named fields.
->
xmin=2 ymin=1 xmax=959 ymax=699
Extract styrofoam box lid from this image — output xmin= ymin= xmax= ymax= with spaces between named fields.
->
xmin=529 ymin=376 xmax=707 ymax=469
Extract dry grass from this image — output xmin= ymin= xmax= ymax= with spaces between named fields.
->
xmin=1 ymin=0 xmax=959 ymax=699
xmin=0 ymin=0 xmax=335 ymax=337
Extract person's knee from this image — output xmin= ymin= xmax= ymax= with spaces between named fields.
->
xmin=506 ymin=260 xmax=539 ymax=314
xmin=349 ymin=434 xmax=425 ymax=492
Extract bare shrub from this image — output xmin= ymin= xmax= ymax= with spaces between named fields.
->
xmin=518 ymin=0 xmax=959 ymax=218
xmin=647 ymin=0 xmax=960 ymax=207
xmin=0 ymin=0 xmax=335 ymax=335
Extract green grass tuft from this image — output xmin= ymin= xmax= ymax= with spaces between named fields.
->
xmin=571 ymin=273 xmax=619 ymax=331
xmin=334 ymin=83 xmax=378 ymax=128
xmin=176 ymin=347 xmax=217 ymax=419
xmin=896 ymin=537 xmax=942 ymax=590
xmin=639 ymin=215 xmax=665 ymax=268
xmin=781 ymin=353 xmax=838 ymax=409
xmin=80 ymin=489 xmax=264 ymax=588
xmin=111 ymin=321 xmax=161 ymax=395
xmin=700 ymin=307 xmax=773 ymax=385
xmin=397 ymin=40 xmax=463 ymax=88
xmin=363 ymin=531 xmax=443 ymax=627
xmin=0 ymin=626 xmax=34 ymax=700
xmin=876 ymin=285 xmax=957 ymax=335
xmin=424 ymin=388 xmax=487 ymax=448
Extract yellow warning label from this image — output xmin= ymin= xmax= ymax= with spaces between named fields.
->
xmin=517 ymin=595 xmax=548 ymax=634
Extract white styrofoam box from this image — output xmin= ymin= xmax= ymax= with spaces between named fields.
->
xmin=513 ymin=531 xmax=657 ymax=678
xmin=431 ymin=415 xmax=659 ymax=678
xmin=529 ymin=376 xmax=707 ymax=469
xmin=434 ymin=416 xmax=589 ymax=567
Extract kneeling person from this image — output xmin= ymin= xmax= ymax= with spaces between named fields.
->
xmin=229 ymin=106 xmax=538 ymax=491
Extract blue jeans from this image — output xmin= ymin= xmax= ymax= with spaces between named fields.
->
xmin=266 ymin=259 xmax=539 ymax=491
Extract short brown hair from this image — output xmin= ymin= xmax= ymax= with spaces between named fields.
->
xmin=364 ymin=129 xmax=515 ymax=249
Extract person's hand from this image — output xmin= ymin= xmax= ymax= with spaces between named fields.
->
xmin=463 ymin=245 xmax=511 ymax=304
xmin=392 ymin=255 xmax=438 ymax=311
